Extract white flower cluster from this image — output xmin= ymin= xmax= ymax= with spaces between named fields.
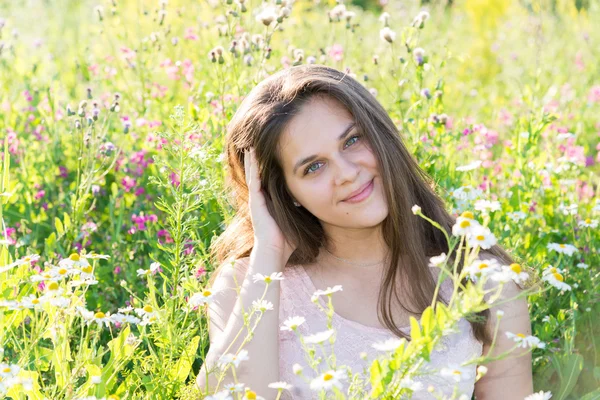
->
xmin=451 ymin=211 xmax=498 ymax=249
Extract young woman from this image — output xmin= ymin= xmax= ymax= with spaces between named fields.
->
xmin=197 ymin=64 xmax=535 ymax=399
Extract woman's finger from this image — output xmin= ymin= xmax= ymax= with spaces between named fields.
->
xmin=249 ymin=148 xmax=261 ymax=192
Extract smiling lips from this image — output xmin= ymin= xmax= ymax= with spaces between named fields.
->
xmin=342 ymin=178 xmax=374 ymax=203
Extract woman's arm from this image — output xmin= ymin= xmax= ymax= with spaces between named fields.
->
xmin=473 ymin=264 xmax=535 ymax=399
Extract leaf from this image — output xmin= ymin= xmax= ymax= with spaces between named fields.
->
xmin=55 ymin=217 xmax=64 ymax=237
xmin=580 ymin=388 xmax=600 ymax=400
xmin=369 ymin=359 xmax=390 ymax=398
xmin=554 ymin=353 xmax=583 ymax=400
xmin=421 ymin=306 xmax=434 ymax=335
xmin=102 ymin=325 xmax=136 ymax=394
xmin=409 ymin=316 xmax=422 ymax=341
xmin=63 ymin=212 xmax=71 ymax=232
xmin=170 ymin=335 xmax=201 ymax=383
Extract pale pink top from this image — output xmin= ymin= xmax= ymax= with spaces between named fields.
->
xmin=278 ymin=264 xmax=483 ymax=400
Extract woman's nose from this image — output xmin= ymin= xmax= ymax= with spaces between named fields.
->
xmin=333 ymin=155 xmax=360 ymax=186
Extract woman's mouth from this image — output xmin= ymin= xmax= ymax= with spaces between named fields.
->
xmin=342 ymin=178 xmax=374 ymax=204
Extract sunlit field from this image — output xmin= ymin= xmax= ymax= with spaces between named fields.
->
xmin=0 ymin=0 xmax=598 ymax=399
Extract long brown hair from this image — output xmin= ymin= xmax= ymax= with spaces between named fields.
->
xmin=208 ymin=64 xmax=534 ymax=346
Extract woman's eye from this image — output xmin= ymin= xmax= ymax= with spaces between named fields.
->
xmin=344 ymin=135 xmax=361 ymax=148
xmin=304 ymin=162 xmax=323 ymax=175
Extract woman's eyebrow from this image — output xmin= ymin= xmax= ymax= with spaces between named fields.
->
xmin=292 ymin=122 xmax=356 ymax=174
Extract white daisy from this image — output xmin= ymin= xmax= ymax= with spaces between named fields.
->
xmin=456 ymin=160 xmax=482 ymax=172
xmin=309 ymin=369 xmax=346 ymax=392
xmin=578 ymin=218 xmax=598 ymax=228
xmin=110 ymin=313 xmax=141 ymax=325
xmin=542 ymin=269 xmax=571 ymax=292
xmin=188 ymin=289 xmax=219 ymax=307
xmin=474 ymin=199 xmax=501 ymax=213
xmin=467 ymin=225 xmax=497 ymax=250
xmin=47 ymin=265 xmax=78 ymax=280
xmin=557 ymin=203 xmax=578 ymax=216
xmin=505 ymin=332 xmax=546 ymax=349
xmin=304 ymin=329 xmax=335 ymax=345
xmin=576 ymin=263 xmax=589 ymax=269
xmin=84 ymin=253 xmax=110 ymax=260
xmin=252 ymin=299 xmax=273 ymax=312
xmin=0 ymin=363 xmax=20 ymax=381
xmin=398 ymin=377 xmax=423 ymax=392
xmin=205 ymin=390 xmax=233 ymax=400
xmin=507 ymin=211 xmax=527 ymax=222
xmin=371 ymin=338 xmax=405 ymax=352
xmin=68 ymin=278 xmax=99 ymax=288
xmin=311 ymin=285 xmax=343 ymax=302
xmin=19 ymin=294 xmax=46 ymax=310
xmin=281 ymin=316 xmax=306 ymax=332
xmin=136 ymin=268 xmax=151 ymax=277
xmin=242 ymin=390 xmax=265 ymax=400
xmin=491 ymin=263 xmax=529 ymax=285
xmin=58 ymin=253 xmax=90 ymax=269
xmin=30 ymin=270 xmax=61 ymax=283
xmin=252 ymin=272 xmax=284 ymax=284
xmin=429 ymin=253 xmax=447 ymax=267
xmin=139 ymin=314 xmax=158 ymax=326
xmin=440 ymin=364 xmax=474 ymax=383
xmin=464 ymin=258 xmax=501 ymax=282
xmin=547 ymin=243 xmax=578 ymax=256
xmin=223 ymin=383 xmax=245 ymax=393
xmin=452 ymin=211 xmax=481 ymax=237
xmin=268 ymin=381 xmax=293 ymax=391
xmin=0 ymin=254 xmax=40 ymax=273
xmin=135 ymin=305 xmax=157 ymax=318
xmin=218 ymin=349 xmax=249 ymax=369
xmin=524 ymin=391 xmax=553 ymax=400
xmin=411 ymin=205 xmax=422 ymax=215
xmin=451 ymin=186 xmax=483 ymax=201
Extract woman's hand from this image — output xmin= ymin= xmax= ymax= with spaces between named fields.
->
xmin=244 ymin=147 xmax=297 ymax=265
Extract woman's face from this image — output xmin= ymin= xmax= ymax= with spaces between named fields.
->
xmin=278 ymin=96 xmax=389 ymax=229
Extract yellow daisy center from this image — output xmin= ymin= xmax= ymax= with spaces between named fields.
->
xmin=264 ymin=277 xmax=272 ymax=283
xmin=559 ymin=244 xmax=565 ymax=249
xmin=585 ymin=218 xmax=591 ymax=224
xmin=453 ymin=370 xmax=462 ymax=375
xmin=460 ymin=220 xmax=471 ymax=228
xmin=553 ymin=273 xmax=564 ymax=282
xmin=69 ymin=253 xmax=80 ymax=261
xmin=549 ymin=267 xmax=557 ymax=273
xmin=95 ymin=312 xmax=106 ymax=319
xmin=107 ymin=396 xmax=120 ymax=400
xmin=510 ymin=263 xmax=522 ymax=273
xmin=460 ymin=211 xmax=474 ymax=219
xmin=82 ymin=265 xmax=93 ymax=274
xmin=2 ymin=367 xmax=11 ymax=373
xmin=246 ymin=391 xmax=257 ymax=400
xmin=478 ymin=263 xmax=489 ymax=270
xmin=517 ymin=333 xmax=526 ymax=338
xmin=143 ymin=305 xmax=153 ymax=313
xmin=24 ymin=256 xmax=31 ymax=262
xmin=202 ymin=290 xmax=212 ymax=297
xmin=323 ymin=372 xmax=334 ymax=381
xmin=59 ymin=268 xmax=68 ymax=275
xmin=476 ymin=235 xmax=485 ymax=241
xmin=48 ymin=282 xmax=59 ymax=291
xmin=32 ymin=298 xmax=40 ymax=304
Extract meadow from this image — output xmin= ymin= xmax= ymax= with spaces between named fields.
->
xmin=0 ymin=0 xmax=599 ymax=399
